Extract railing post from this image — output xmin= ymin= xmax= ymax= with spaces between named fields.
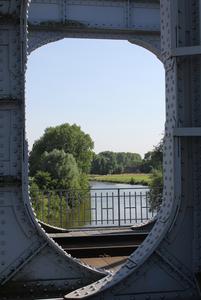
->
xmin=60 ymin=191 xmax=62 ymax=228
xmin=42 ymin=193 xmax=44 ymax=222
xmin=118 ymin=188 xmax=120 ymax=227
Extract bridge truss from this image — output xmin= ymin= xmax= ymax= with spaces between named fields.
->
xmin=0 ymin=0 xmax=201 ymax=299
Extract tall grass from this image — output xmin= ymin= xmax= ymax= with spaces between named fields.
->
xmin=88 ymin=173 xmax=151 ymax=186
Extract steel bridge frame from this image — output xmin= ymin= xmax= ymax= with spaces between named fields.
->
xmin=0 ymin=0 xmax=201 ymax=299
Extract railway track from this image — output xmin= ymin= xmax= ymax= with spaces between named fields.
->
xmin=50 ymin=230 xmax=148 ymax=258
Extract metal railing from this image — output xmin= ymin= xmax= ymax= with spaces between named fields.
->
xmin=30 ymin=187 xmax=162 ymax=229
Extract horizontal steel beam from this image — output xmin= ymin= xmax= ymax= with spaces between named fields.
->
xmin=27 ymin=0 xmax=161 ymax=54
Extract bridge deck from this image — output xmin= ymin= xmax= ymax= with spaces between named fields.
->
xmin=49 ymin=227 xmax=148 ymax=271
xmin=49 ymin=227 xmax=136 ymax=237
xmin=80 ymin=256 xmax=128 ymax=272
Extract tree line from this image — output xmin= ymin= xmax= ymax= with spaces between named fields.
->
xmin=29 ymin=123 xmax=163 ymax=212
xmin=91 ymin=151 xmax=142 ymax=175
xmin=29 ymin=123 xmax=144 ymax=191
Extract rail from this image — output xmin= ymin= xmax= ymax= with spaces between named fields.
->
xmin=30 ymin=187 xmax=162 ymax=229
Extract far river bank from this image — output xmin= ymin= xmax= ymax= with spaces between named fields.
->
xmin=87 ymin=173 xmax=151 ymax=186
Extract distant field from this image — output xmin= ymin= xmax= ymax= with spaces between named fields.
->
xmin=87 ymin=173 xmax=151 ymax=186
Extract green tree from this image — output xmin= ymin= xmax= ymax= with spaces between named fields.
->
xmin=148 ymin=169 xmax=163 ymax=212
xmin=146 ymin=138 xmax=163 ymax=212
xmin=40 ymin=149 xmax=81 ymax=190
xmin=30 ymin=150 xmax=90 ymax=212
xmin=117 ymin=165 xmax=124 ymax=174
xmin=141 ymin=139 xmax=163 ymax=173
xmin=29 ymin=123 xmax=94 ymax=176
xmin=116 ymin=152 xmax=142 ymax=167
xmin=98 ymin=151 xmax=118 ymax=174
xmin=90 ymin=153 xmax=102 ymax=174
xmin=33 ymin=171 xmax=57 ymax=190
xmin=90 ymin=151 xmax=142 ymax=175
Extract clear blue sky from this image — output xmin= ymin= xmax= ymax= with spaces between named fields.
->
xmin=25 ymin=38 xmax=165 ymax=159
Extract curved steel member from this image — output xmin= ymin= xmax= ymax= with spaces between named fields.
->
xmin=64 ymin=0 xmax=201 ymax=298
xmin=131 ymin=214 xmax=158 ymax=231
xmin=1 ymin=0 xmax=201 ymax=299
xmin=0 ymin=1 xmax=107 ymax=299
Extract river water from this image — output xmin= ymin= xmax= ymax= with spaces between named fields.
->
xmin=87 ymin=181 xmax=153 ymax=227
xmin=89 ymin=180 xmax=148 ymax=190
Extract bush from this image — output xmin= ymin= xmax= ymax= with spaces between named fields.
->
xmin=147 ymin=169 xmax=163 ymax=212
xmin=130 ymin=177 xmax=136 ymax=185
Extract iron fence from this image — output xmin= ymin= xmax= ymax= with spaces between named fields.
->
xmin=30 ymin=187 xmax=162 ymax=229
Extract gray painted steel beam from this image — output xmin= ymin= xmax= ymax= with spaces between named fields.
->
xmin=0 ymin=0 xmax=201 ymax=299
xmin=27 ymin=0 xmax=162 ymax=59
xmin=64 ymin=0 xmax=201 ymax=298
xmin=0 ymin=1 xmax=107 ymax=299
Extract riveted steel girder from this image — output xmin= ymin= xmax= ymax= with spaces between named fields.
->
xmin=63 ymin=0 xmax=201 ymax=299
xmin=1 ymin=0 xmax=201 ymax=299
xmin=0 ymin=1 xmax=107 ymax=299
xmin=27 ymin=0 xmax=162 ymax=60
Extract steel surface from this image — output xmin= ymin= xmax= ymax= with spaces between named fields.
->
xmin=0 ymin=0 xmax=201 ymax=299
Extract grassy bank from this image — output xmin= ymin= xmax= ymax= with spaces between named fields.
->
xmin=87 ymin=173 xmax=151 ymax=186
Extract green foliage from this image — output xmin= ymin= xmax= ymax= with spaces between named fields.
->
xmin=98 ymin=151 xmax=118 ymax=174
xmin=41 ymin=150 xmax=80 ymax=190
xmin=117 ymin=165 xmax=124 ymax=174
xmin=141 ymin=139 xmax=163 ymax=173
xmin=33 ymin=171 xmax=58 ymax=190
xmin=29 ymin=149 xmax=90 ymax=210
xmin=90 ymin=151 xmax=142 ymax=175
xmin=29 ymin=123 xmax=94 ymax=176
xmin=130 ymin=177 xmax=136 ymax=185
xmin=148 ymin=169 xmax=163 ymax=212
xmin=144 ymin=138 xmax=164 ymax=212
xmin=116 ymin=152 xmax=142 ymax=167
xmin=30 ymin=189 xmax=91 ymax=228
